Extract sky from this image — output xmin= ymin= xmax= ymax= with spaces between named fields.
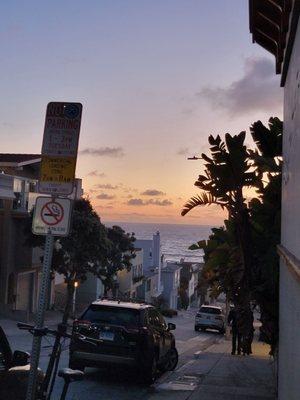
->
xmin=0 ymin=0 xmax=283 ymax=225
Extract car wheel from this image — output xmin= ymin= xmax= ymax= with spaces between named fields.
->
xmin=200 ymin=327 xmax=206 ymax=332
xmin=142 ymin=356 xmax=157 ymax=385
xmin=69 ymin=359 xmax=85 ymax=372
xmin=194 ymin=326 xmax=198 ymax=332
xmin=219 ymin=328 xmax=225 ymax=334
xmin=165 ymin=347 xmax=178 ymax=371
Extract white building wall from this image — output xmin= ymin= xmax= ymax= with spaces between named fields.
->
xmin=279 ymin=20 xmax=300 ymax=400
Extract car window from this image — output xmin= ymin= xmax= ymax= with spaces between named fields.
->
xmin=82 ymin=305 xmax=141 ymax=327
xmin=148 ymin=308 xmax=166 ymax=329
xmin=199 ymin=306 xmax=222 ymax=315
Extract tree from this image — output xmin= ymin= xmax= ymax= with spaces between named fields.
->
xmin=97 ymin=225 xmax=136 ymax=295
xmin=182 ymin=131 xmax=262 ymax=313
xmin=24 ymin=198 xmax=135 ymax=323
xmin=184 ymin=117 xmax=282 ymax=352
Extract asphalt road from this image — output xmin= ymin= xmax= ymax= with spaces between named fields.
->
xmin=4 ymin=308 xmax=223 ymax=400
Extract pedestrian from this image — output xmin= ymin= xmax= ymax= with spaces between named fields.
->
xmin=227 ymin=305 xmax=241 ymax=355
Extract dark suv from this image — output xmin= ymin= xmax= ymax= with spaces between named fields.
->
xmin=69 ymin=300 xmax=178 ymax=383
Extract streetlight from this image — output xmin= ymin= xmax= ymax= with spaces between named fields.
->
xmin=72 ymin=281 xmax=79 ymax=318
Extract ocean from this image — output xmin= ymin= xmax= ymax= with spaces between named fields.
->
xmin=106 ymin=222 xmax=214 ymax=263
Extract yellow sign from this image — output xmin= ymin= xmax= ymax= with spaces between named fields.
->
xmin=40 ymin=156 xmax=76 ymax=184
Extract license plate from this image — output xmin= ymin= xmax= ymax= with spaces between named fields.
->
xmin=99 ymin=331 xmax=114 ymax=341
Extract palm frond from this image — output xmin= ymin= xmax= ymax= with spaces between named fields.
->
xmin=181 ymin=192 xmax=225 ymax=216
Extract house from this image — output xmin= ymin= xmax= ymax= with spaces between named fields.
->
xmin=135 ymin=231 xmax=163 ymax=302
xmin=161 ymin=263 xmax=181 ymax=309
xmin=249 ymin=2 xmax=300 ymax=399
xmin=0 ymin=153 xmax=83 ymax=320
xmin=0 ymin=154 xmax=41 ymax=319
xmin=117 ymin=248 xmax=144 ymax=299
xmin=178 ymin=260 xmax=203 ymax=307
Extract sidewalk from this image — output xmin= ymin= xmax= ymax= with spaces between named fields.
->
xmin=154 ymin=334 xmax=277 ymax=400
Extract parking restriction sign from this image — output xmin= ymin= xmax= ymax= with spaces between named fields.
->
xmin=32 ymin=197 xmax=72 ymax=236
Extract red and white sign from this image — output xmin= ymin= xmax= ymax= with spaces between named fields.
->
xmin=32 ymin=197 xmax=72 ymax=236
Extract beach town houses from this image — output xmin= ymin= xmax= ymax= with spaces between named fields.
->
xmin=178 ymin=260 xmax=203 ymax=307
xmin=249 ymin=2 xmax=300 ymax=399
xmin=116 ymin=249 xmax=144 ymax=299
xmin=0 ymin=153 xmax=83 ymax=320
xmin=135 ymin=231 xmax=164 ymax=303
xmin=0 ymin=154 xmax=42 ymax=319
xmin=161 ymin=262 xmax=181 ymax=309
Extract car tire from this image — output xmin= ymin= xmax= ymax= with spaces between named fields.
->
xmin=219 ymin=328 xmax=225 ymax=335
xmin=69 ymin=359 xmax=85 ymax=372
xmin=200 ymin=327 xmax=206 ymax=332
xmin=194 ymin=326 xmax=198 ymax=332
xmin=165 ymin=347 xmax=178 ymax=371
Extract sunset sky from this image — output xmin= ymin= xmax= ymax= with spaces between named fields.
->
xmin=0 ymin=1 xmax=283 ymax=225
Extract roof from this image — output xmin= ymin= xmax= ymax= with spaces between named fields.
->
xmin=249 ymin=0 xmax=300 ymax=85
xmin=0 ymin=154 xmax=41 ymax=166
xmin=91 ymin=299 xmax=152 ymax=310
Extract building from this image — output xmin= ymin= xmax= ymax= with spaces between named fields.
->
xmin=178 ymin=260 xmax=203 ymax=307
xmin=135 ymin=231 xmax=163 ymax=302
xmin=249 ymin=2 xmax=300 ymax=399
xmin=0 ymin=154 xmax=41 ymax=319
xmin=117 ymin=249 xmax=144 ymax=299
xmin=0 ymin=153 xmax=83 ymax=320
xmin=161 ymin=263 xmax=181 ymax=309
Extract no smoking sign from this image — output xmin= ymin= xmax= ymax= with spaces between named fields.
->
xmin=32 ymin=197 xmax=72 ymax=236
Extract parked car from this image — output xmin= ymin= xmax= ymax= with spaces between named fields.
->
xmin=0 ymin=325 xmax=44 ymax=400
xmin=69 ymin=299 xmax=178 ymax=383
xmin=194 ymin=305 xmax=225 ymax=334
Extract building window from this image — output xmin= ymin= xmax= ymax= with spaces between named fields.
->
xmin=146 ymin=279 xmax=151 ymax=291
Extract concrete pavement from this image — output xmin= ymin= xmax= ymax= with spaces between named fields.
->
xmin=153 ymin=334 xmax=277 ymax=400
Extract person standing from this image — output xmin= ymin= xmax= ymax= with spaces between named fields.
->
xmin=228 ymin=305 xmax=241 ymax=355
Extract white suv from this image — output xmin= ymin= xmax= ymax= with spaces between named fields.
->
xmin=194 ymin=305 xmax=225 ymax=334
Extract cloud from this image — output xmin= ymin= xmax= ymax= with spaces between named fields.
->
xmin=96 ymin=193 xmax=115 ymax=200
xmin=127 ymin=198 xmax=145 ymax=206
xmin=148 ymin=199 xmax=173 ymax=206
xmin=94 ymin=184 xmax=119 ymax=190
xmin=198 ymin=57 xmax=282 ymax=115
xmin=80 ymin=147 xmax=125 ymax=157
xmin=141 ymin=189 xmax=166 ymax=196
xmin=86 ymin=170 xmax=106 ymax=178
xmin=177 ymin=147 xmax=190 ymax=156
xmin=127 ymin=198 xmax=173 ymax=206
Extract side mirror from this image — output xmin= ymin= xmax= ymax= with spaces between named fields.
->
xmin=168 ymin=322 xmax=176 ymax=331
xmin=12 ymin=350 xmax=30 ymax=367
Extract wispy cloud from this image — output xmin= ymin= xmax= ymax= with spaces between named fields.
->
xmin=198 ymin=57 xmax=282 ymax=115
xmin=86 ymin=170 xmax=106 ymax=178
xmin=80 ymin=147 xmax=125 ymax=157
xmin=141 ymin=189 xmax=166 ymax=196
xmin=94 ymin=184 xmax=119 ymax=190
xmin=127 ymin=198 xmax=173 ymax=207
xmin=96 ymin=193 xmax=115 ymax=200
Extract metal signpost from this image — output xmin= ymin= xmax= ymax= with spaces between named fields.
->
xmin=26 ymin=102 xmax=82 ymax=400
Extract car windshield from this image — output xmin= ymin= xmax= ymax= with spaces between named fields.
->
xmin=199 ymin=306 xmax=222 ymax=315
xmin=82 ymin=305 xmax=141 ymax=326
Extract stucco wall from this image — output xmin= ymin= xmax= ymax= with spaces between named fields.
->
xmin=279 ymin=20 xmax=300 ymax=400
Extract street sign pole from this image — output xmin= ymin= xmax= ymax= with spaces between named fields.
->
xmin=26 ymin=231 xmax=54 ymax=400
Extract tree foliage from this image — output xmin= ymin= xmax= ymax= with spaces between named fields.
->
xmin=183 ymin=117 xmax=282 ymax=352
xmin=24 ymin=198 xmax=135 ymax=322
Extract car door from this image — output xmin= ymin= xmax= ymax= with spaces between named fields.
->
xmin=147 ymin=308 xmax=165 ymax=360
